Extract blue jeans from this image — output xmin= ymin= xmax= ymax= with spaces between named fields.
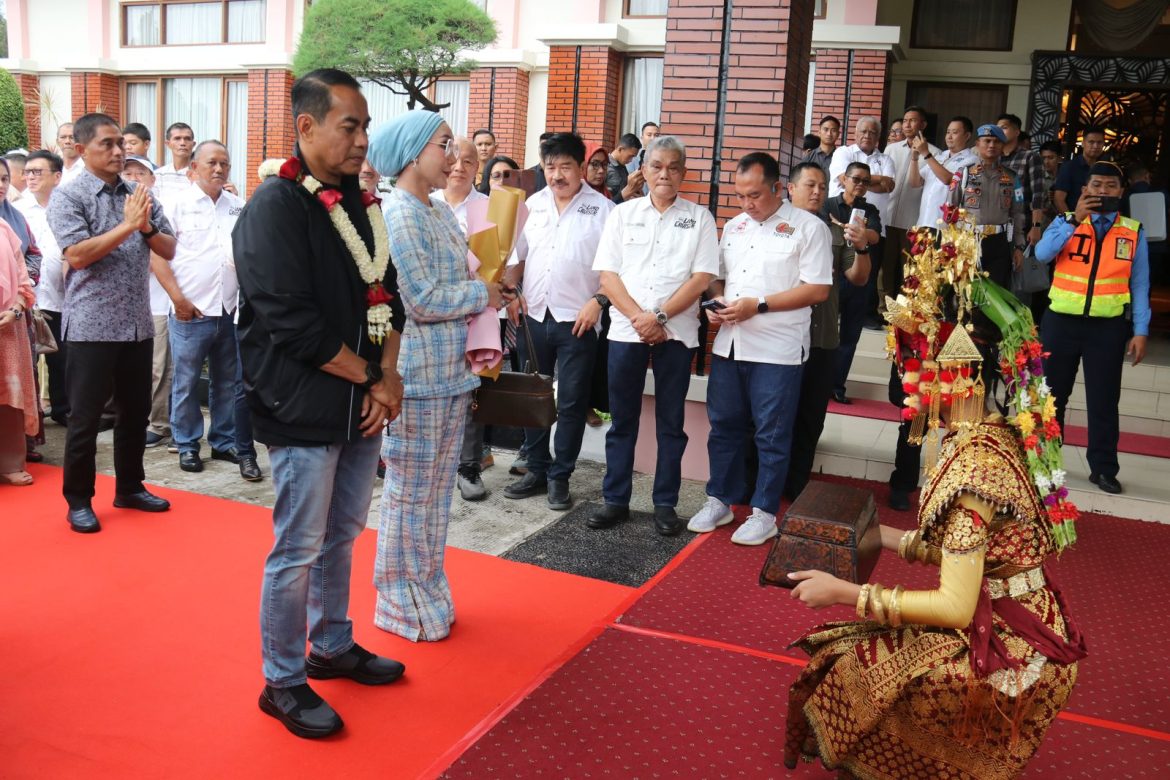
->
xmin=603 ymin=339 xmax=694 ymax=507
xmin=168 ymin=314 xmax=238 ymax=454
xmin=517 ymin=314 xmax=597 ymax=482
xmin=706 ymin=355 xmax=803 ymax=514
xmin=261 ymin=434 xmax=380 ymax=686
xmin=233 ymin=331 xmax=256 ymax=460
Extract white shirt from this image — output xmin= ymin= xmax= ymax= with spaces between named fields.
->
xmin=593 ymin=195 xmax=719 ymax=348
xmin=59 ymin=159 xmax=85 ymax=187
xmin=509 ymin=183 xmax=614 ymax=324
xmin=166 ymin=184 xmax=245 ymax=316
xmin=7 ymin=188 xmax=25 ymax=204
xmin=828 ymin=144 xmax=896 ymax=235
xmin=886 ymin=138 xmax=942 ymax=230
xmin=154 ymin=165 xmax=192 ymax=210
xmin=430 ymin=187 xmax=487 ymax=237
xmin=15 ymin=196 xmax=65 ymax=312
xmin=916 ymin=147 xmax=977 ymax=227
xmin=714 ymin=202 xmax=833 ymax=365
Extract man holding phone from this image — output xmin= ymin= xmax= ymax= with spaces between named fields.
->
xmin=686 ymin=155 xmax=831 ymax=545
xmin=1034 ymin=161 xmax=1150 ymax=495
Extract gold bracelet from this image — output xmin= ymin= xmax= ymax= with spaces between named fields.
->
xmin=890 ymin=585 xmax=905 ymax=628
xmin=870 ymin=583 xmax=887 ymax=624
xmin=898 ymin=530 xmax=914 ymax=561
xmin=856 ymin=584 xmax=872 ymax=620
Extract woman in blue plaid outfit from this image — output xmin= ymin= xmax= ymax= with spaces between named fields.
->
xmin=369 ymin=112 xmax=511 ymax=641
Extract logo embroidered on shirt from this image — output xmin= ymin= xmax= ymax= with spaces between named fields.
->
xmin=674 ymin=217 xmax=697 ymax=229
xmin=229 ymin=207 xmax=243 ymax=216
xmin=732 ymin=221 xmax=749 ymax=234
xmin=577 ymin=204 xmax=600 ymax=216
xmin=774 ymin=222 xmax=796 ymax=236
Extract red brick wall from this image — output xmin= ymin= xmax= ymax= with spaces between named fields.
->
xmin=810 ymin=48 xmax=890 ymax=145
xmin=70 ymin=72 xmax=121 ymax=123
xmin=661 ymin=0 xmax=814 ymax=224
xmin=13 ymin=73 xmax=41 ymax=148
xmin=546 ymin=45 xmax=622 ymax=147
xmin=245 ymin=68 xmax=296 ymax=195
xmin=468 ymin=67 xmax=529 ymax=162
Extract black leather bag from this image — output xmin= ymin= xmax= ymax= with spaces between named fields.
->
xmin=471 ymin=305 xmax=557 ymax=428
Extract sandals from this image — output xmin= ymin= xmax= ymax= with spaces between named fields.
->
xmin=0 ymin=471 xmax=34 ymax=486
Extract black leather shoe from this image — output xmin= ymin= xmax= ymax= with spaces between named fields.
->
xmin=67 ymin=507 xmax=101 ymax=533
xmin=259 ymin=683 xmax=343 ymax=739
xmin=306 ymin=643 xmax=406 ymax=686
xmin=504 ymin=471 xmax=548 ymax=499
xmin=587 ymin=503 xmax=629 ymax=529
xmin=1090 ymin=473 xmax=1123 ymax=494
xmin=888 ymin=489 xmax=911 ymax=511
xmin=239 ymin=456 xmax=263 ymax=482
xmin=179 ymin=451 xmax=203 ymax=473
xmin=832 ymin=390 xmax=851 ymax=405
xmin=211 ymin=448 xmax=241 ymax=464
xmin=653 ymin=506 xmax=683 ymax=537
xmin=547 ymin=479 xmax=572 ymax=510
xmin=113 ymin=490 xmax=171 ymax=512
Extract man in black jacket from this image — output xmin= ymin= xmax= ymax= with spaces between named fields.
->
xmin=233 ymin=68 xmax=407 ymax=740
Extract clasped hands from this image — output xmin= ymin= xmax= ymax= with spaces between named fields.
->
xmin=360 ymin=371 xmax=404 ymax=436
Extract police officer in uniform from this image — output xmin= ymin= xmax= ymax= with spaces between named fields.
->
xmin=1035 ymin=161 xmax=1150 ymax=495
xmin=946 ymin=124 xmax=1027 ymax=288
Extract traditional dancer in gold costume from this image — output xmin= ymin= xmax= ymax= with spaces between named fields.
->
xmin=784 ymin=209 xmax=1086 ymax=779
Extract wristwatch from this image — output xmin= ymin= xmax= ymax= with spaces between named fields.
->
xmin=653 ymin=307 xmax=668 ymax=326
xmin=8 ymin=306 xmax=22 ymax=320
xmin=855 ymin=244 xmax=870 ymax=255
xmin=141 ymin=224 xmax=160 ymax=239
xmin=757 ymin=297 xmax=769 ymax=314
xmin=361 ymin=361 xmax=384 ymax=390
xmin=593 ymin=293 xmax=610 ymax=308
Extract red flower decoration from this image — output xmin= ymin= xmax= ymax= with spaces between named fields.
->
xmin=941 ymin=242 xmax=957 ymax=259
xmin=904 ymin=275 xmax=921 ymax=291
xmin=366 ymin=284 xmax=393 ymax=307
xmin=1024 ymin=434 xmax=1039 ymax=451
xmin=278 ymin=157 xmax=302 ymax=182
xmin=317 ymin=190 xmax=344 ymax=211
xmin=360 ymin=191 xmax=381 ymax=209
xmin=941 ymin=203 xmax=961 ymax=224
xmin=904 ymin=358 xmax=922 ymax=371
xmin=901 ymin=407 xmax=917 ymax=421
xmin=1045 ymin=419 xmax=1062 ymax=439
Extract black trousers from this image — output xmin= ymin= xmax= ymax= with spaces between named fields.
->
xmin=980 ymin=232 xmax=1012 ymax=289
xmin=1042 ymin=312 xmax=1129 ymax=479
xmin=63 ymin=339 xmax=153 ymax=508
xmin=43 ymin=310 xmax=69 ymax=420
xmin=784 ymin=346 xmax=836 ymax=501
xmin=888 ymin=362 xmax=922 ymax=493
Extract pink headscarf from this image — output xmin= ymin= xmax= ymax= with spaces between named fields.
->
xmin=0 ymin=219 xmax=32 ymax=311
xmin=583 ymin=142 xmax=610 ymax=198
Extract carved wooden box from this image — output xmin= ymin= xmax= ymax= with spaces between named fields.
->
xmin=759 ymin=481 xmax=881 ymax=588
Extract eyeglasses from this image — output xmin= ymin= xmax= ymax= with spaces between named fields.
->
xmin=846 ymin=176 xmax=871 ymax=186
xmin=489 ymin=170 xmax=508 ymax=181
xmin=24 ymin=168 xmax=55 ymax=178
xmin=427 ymin=138 xmax=458 ymax=159
xmin=588 ymin=161 xmax=607 ymax=171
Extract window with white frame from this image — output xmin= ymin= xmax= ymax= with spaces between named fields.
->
xmin=626 ymin=0 xmax=668 ymax=16
xmin=620 ymin=57 xmax=663 ymax=140
xmin=123 ymin=76 xmax=250 ymax=194
xmin=122 ymin=0 xmax=265 ymax=46
xmin=360 ymin=78 xmax=470 ymax=139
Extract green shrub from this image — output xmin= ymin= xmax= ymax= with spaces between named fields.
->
xmin=0 ymin=69 xmax=30 ymax=152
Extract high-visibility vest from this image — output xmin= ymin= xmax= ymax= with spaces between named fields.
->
xmin=1049 ymin=214 xmax=1140 ymax=318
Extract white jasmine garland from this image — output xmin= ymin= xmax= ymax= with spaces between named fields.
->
xmin=301 ymin=175 xmax=393 ymax=343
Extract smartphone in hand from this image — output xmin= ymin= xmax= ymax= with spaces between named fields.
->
xmin=701 ymin=299 xmax=727 ymax=311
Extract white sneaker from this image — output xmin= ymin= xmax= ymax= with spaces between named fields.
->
xmin=687 ymin=496 xmax=734 ymax=533
xmin=457 ymin=467 xmax=488 ymax=501
xmin=731 ymin=508 xmax=778 ymax=546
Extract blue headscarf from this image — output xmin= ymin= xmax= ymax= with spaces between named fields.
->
xmin=368 ymin=110 xmax=446 ymax=178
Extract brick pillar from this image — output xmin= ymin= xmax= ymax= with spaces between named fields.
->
xmin=467 ymin=67 xmax=530 ymax=162
xmin=13 ymin=73 xmax=41 ymax=148
xmin=545 ymin=45 xmax=622 ymax=146
xmin=245 ymin=68 xmax=296 ymax=195
xmin=661 ymin=0 xmax=814 ymax=224
xmin=810 ymin=48 xmax=890 ymax=145
xmin=70 ymin=72 xmax=121 ymax=121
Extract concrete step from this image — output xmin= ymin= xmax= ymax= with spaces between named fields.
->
xmin=846 ymin=330 xmax=1170 ymax=433
xmin=811 ymin=412 xmax=1170 ymax=524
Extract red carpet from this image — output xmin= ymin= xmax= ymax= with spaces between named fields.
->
xmin=0 ymin=465 xmax=631 ymax=780
xmin=441 ymin=474 xmax=1170 ymax=777
xmin=829 ymin=397 xmax=1170 ymax=459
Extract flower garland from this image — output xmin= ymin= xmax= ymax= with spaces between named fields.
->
xmin=277 ymin=157 xmax=394 ymax=344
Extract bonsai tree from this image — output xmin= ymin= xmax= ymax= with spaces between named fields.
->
xmin=0 ymin=69 xmax=30 ymax=152
xmin=293 ymin=0 xmax=497 ymax=112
